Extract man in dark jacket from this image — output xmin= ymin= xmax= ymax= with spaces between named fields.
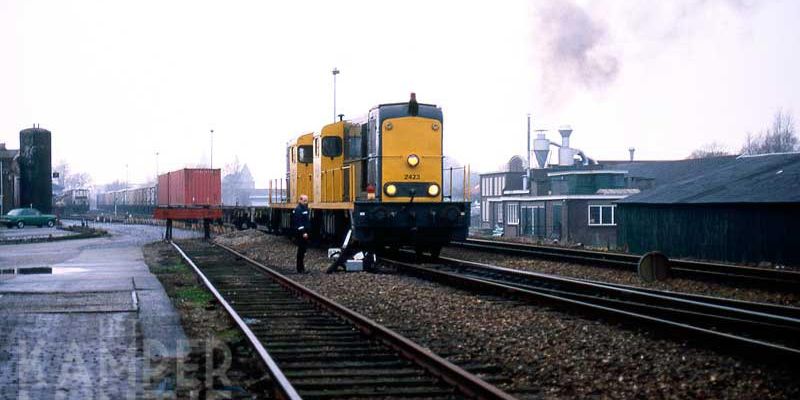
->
xmin=292 ymin=194 xmax=310 ymax=273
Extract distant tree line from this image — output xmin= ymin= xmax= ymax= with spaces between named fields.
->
xmin=688 ymin=110 xmax=798 ymax=159
xmin=53 ymin=161 xmax=92 ymax=190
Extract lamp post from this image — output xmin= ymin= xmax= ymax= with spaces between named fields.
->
xmin=155 ymin=152 xmax=160 ymax=180
xmin=210 ymin=129 xmax=214 ymax=169
xmin=332 ymin=67 xmax=340 ymax=122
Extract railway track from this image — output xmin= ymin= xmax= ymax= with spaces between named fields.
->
xmin=451 ymin=238 xmax=800 ymax=290
xmin=171 ymin=240 xmax=514 ymax=399
xmin=382 ymin=254 xmax=800 ymax=367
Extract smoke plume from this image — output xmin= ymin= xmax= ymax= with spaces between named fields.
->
xmin=533 ymin=0 xmax=619 ymax=104
xmin=532 ymin=0 xmax=761 ymax=107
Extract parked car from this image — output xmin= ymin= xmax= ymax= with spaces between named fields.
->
xmin=0 ymin=208 xmax=58 ymax=228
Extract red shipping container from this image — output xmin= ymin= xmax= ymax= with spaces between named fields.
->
xmin=157 ymin=168 xmax=221 ymax=207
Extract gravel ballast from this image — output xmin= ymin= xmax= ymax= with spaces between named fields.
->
xmin=439 ymin=247 xmax=800 ymax=307
xmin=213 ymin=230 xmax=800 ymax=398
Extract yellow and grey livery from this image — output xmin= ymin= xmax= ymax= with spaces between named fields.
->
xmin=271 ymin=95 xmax=470 ymax=255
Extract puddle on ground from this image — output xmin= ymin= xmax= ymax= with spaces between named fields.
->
xmin=0 ymin=266 xmax=89 ymax=278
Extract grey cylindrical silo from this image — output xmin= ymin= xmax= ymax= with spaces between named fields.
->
xmin=19 ymin=126 xmax=53 ymax=213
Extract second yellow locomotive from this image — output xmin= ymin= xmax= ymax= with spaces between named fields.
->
xmin=270 ymin=94 xmax=470 ymax=256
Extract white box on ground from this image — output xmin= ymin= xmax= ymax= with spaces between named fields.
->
xmin=345 ymin=259 xmax=363 ymax=272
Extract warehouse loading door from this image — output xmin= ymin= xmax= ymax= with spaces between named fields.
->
xmin=552 ymin=204 xmax=562 ymax=239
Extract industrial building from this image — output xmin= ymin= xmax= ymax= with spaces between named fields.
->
xmin=617 ymin=152 xmax=800 ymax=265
xmin=478 ymin=126 xmax=742 ymax=249
xmin=0 ymin=126 xmax=54 ymax=216
xmin=0 ymin=143 xmax=20 ymax=215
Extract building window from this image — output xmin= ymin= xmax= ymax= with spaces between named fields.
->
xmin=506 ymin=203 xmax=519 ymax=225
xmin=495 ymin=203 xmax=503 ymax=224
xmin=481 ymin=200 xmax=489 ymax=222
xmin=588 ymin=205 xmax=616 ymax=226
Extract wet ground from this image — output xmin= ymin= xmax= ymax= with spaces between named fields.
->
xmin=0 ymin=223 xmax=200 ymax=399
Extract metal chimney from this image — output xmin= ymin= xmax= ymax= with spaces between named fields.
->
xmin=558 ymin=125 xmax=573 ymax=148
xmin=558 ymin=125 xmax=576 ymax=166
xmin=628 ymin=147 xmax=635 ymax=161
xmin=525 ymin=114 xmax=531 ymax=190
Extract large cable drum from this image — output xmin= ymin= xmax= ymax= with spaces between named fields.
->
xmin=19 ymin=127 xmax=52 ymax=213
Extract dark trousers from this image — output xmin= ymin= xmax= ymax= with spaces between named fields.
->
xmin=296 ymin=237 xmax=308 ymax=272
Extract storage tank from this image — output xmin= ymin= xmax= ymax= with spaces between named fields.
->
xmin=19 ymin=126 xmax=52 ymax=213
xmin=157 ymin=168 xmax=221 ymax=207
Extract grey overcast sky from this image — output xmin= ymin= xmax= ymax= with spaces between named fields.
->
xmin=1 ymin=0 xmax=798 ymax=186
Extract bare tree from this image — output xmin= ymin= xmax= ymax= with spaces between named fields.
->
xmin=53 ymin=160 xmax=93 ymax=189
xmin=53 ymin=160 xmax=69 ymax=188
xmin=741 ymin=110 xmax=798 ymax=155
xmin=65 ymin=172 xmax=92 ymax=189
xmin=687 ymin=142 xmax=730 ymax=159
xmin=224 ymin=156 xmax=243 ymax=177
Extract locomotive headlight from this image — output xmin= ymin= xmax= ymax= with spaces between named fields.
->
xmin=407 ymin=154 xmax=420 ymax=167
xmin=385 ymin=184 xmax=398 ymax=196
xmin=427 ymin=184 xmax=440 ymax=196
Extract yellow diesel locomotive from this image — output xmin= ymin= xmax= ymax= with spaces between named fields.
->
xmin=269 ymin=94 xmax=470 ymax=257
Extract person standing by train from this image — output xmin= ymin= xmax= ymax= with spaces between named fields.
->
xmin=292 ymin=194 xmax=311 ymax=273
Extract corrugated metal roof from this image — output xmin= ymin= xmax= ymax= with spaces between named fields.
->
xmin=547 ymin=170 xmax=628 ymax=177
xmin=602 ymin=156 xmax=738 ymax=186
xmin=618 ymin=153 xmax=800 ymax=204
xmin=488 ymin=194 xmax=627 ymax=202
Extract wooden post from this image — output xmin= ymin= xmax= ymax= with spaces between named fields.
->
xmin=166 ymin=219 xmax=173 ymax=240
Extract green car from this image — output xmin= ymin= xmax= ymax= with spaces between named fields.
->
xmin=1 ymin=208 xmax=58 ymax=229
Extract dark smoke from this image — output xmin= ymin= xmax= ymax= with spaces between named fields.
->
xmin=534 ymin=0 xmax=619 ymax=99
xmin=533 ymin=0 xmax=761 ymax=106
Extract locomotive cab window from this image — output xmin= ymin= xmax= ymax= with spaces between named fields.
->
xmin=322 ymin=136 xmax=342 ymax=158
xmin=298 ymin=145 xmax=313 ymax=164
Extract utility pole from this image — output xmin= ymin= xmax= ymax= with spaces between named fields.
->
xmin=210 ymin=129 xmax=214 ymax=169
xmin=525 ymin=113 xmax=531 ymax=192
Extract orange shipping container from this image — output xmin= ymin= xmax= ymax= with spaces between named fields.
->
xmin=157 ymin=168 xmax=221 ymax=207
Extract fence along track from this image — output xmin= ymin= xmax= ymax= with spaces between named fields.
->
xmin=173 ymin=240 xmax=514 ymax=399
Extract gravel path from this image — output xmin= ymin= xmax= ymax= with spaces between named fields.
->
xmin=440 ymin=247 xmax=800 ymax=307
xmin=213 ymin=230 xmax=800 ymax=399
